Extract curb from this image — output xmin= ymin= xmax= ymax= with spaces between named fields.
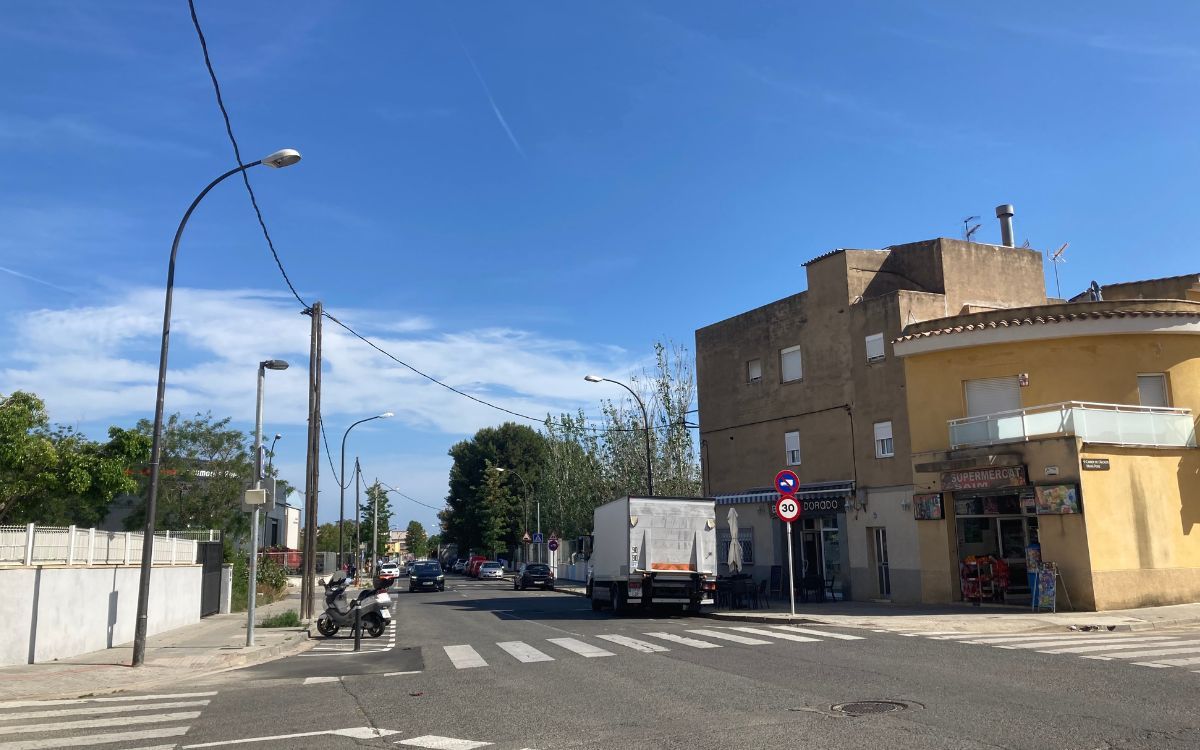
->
xmin=702 ymin=611 xmax=823 ymax=625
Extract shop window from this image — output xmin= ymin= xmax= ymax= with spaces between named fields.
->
xmin=873 ymin=420 xmax=894 ymax=458
xmin=865 ymin=333 xmax=885 ymax=363
xmin=1138 ymin=373 xmax=1169 ymax=407
xmin=780 ymin=345 xmax=803 ymax=382
xmin=784 ymin=430 xmax=801 ymax=465
xmin=747 ymin=358 xmax=763 ymax=383
xmin=717 ymin=528 xmax=754 ymax=566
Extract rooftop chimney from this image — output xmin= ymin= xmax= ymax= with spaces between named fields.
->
xmin=995 ymin=204 xmax=1015 ymax=247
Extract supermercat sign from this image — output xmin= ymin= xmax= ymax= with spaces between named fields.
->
xmin=941 ymin=465 xmax=1027 ymax=491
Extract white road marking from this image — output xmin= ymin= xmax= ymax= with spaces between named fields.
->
xmin=546 ymin=638 xmax=614 ymax=658
xmin=445 ymin=645 xmax=488 ymax=669
xmin=397 ymin=735 xmax=493 ymax=749
xmin=1132 ymin=662 xmax=1172 ymax=668
xmin=981 ymin=637 xmax=1170 ymax=650
xmin=767 ymin=626 xmax=864 ymax=641
xmin=122 ymin=745 xmax=179 ymax=750
xmin=0 ymin=692 xmax=216 ymax=710
xmin=0 ymin=700 xmax=211 ymax=722
xmin=643 ymin=632 xmax=721 ymax=649
xmin=595 ymin=634 xmax=670 ymax=653
xmin=302 ymin=676 xmax=342 ymax=685
xmin=686 ymin=629 xmax=770 ymax=645
xmin=384 ymin=670 xmax=423 ymax=677
xmin=0 ymin=726 xmax=188 ymax=750
xmin=0 ymin=711 xmax=200 ymax=736
xmin=183 ymin=726 xmax=400 ymax=747
xmin=1137 ymin=654 xmax=1200 ymax=667
xmin=724 ymin=626 xmax=819 ymax=643
xmin=1091 ymin=645 xmax=1200 ymax=660
xmin=497 ymin=641 xmax=555 ymax=663
xmin=1036 ymin=637 xmax=1186 ymax=654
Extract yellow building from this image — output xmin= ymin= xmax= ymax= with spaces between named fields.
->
xmin=895 ymin=296 xmax=1200 ymax=610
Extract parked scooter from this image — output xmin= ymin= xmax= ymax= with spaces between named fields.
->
xmin=316 ymin=571 xmax=391 ymax=638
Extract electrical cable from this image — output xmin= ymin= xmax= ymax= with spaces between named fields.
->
xmin=377 ymin=480 xmax=443 ymax=512
xmin=318 ymin=417 xmax=345 ymax=489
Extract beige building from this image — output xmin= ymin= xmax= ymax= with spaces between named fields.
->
xmin=695 ymin=235 xmax=1048 ymax=603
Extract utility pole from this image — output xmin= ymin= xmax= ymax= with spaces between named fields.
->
xmin=372 ymin=477 xmax=380 ymax=576
xmin=300 ymin=301 xmax=323 ymax=621
xmin=354 ymin=458 xmax=361 ymax=578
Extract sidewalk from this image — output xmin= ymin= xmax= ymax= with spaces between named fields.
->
xmin=0 ymin=592 xmax=312 ymax=702
xmin=703 ymin=598 xmax=1200 ymax=633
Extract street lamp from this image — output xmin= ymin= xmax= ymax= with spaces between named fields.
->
xmin=132 ymin=149 xmax=302 ymax=667
xmin=585 ymin=374 xmax=654 ymax=496
xmin=494 ymin=467 xmax=535 ymax=562
xmin=248 ymin=359 xmax=289 ymax=647
xmin=339 ymin=412 xmax=393 ymax=569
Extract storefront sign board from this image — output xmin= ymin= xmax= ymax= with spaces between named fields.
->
xmin=941 ymin=465 xmax=1027 ymax=492
xmin=1034 ymin=484 xmax=1081 ymax=514
xmin=1082 ymin=458 xmax=1110 ymax=471
xmin=913 ymin=493 xmax=944 ymax=520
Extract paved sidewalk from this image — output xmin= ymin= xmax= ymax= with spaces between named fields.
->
xmin=702 ymin=598 xmax=1200 ymax=633
xmin=0 ymin=592 xmax=312 ymax=702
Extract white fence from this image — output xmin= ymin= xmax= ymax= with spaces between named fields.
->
xmin=949 ymin=402 xmax=1197 ymax=450
xmin=0 ymin=524 xmax=218 ymax=567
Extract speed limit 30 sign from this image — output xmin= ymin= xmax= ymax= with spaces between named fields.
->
xmin=775 ymin=494 xmax=801 ymax=523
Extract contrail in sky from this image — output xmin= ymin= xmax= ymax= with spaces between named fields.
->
xmin=0 ymin=265 xmax=72 ymax=293
xmin=453 ymin=32 xmax=526 ymax=158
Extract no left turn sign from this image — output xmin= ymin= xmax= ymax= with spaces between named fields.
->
xmin=775 ymin=494 xmax=801 ymax=523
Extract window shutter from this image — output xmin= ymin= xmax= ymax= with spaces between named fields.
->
xmin=784 ymin=430 xmax=801 ymax=465
xmin=1138 ymin=374 xmax=1169 ymax=407
xmin=865 ymin=333 xmax=885 ymax=362
xmin=747 ymin=359 xmax=762 ymax=382
xmin=873 ymin=421 xmax=894 ymax=458
xmin=781 ymin=346 xmax=803 ymax=382
xmin=873 ymin=421 xmax=893 ymax=442
xmin=964 ymin=376 xmax=1021 ymax=417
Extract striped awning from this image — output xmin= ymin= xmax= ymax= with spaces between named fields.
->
xmin=714 ymin=480 xmax=855 ymax=506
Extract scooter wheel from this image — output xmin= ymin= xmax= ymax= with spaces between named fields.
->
xmin=316 ymin=615 xmax=338 ymax=637
xmin=364 ymin=614 xmax=386 ymax=638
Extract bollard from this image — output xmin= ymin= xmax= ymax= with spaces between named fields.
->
xmin=353 ymin=601 xmax=362 ymax=652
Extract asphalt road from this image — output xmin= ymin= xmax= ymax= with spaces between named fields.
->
xmin=10 ymin=576 xmax=1200 ymax=749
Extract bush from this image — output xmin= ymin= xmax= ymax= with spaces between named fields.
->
xmin=231 ymin=554 xmax=290 ymax=612
xmin=259 ymin=610 xmax=301 ymax=628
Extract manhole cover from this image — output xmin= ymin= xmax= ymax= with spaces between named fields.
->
xmin=831 ymin=701 xmax=908 ymax=716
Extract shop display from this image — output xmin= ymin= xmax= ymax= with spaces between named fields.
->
xmin=959 ymin=555 xmax=1010 ymax=604
xmin=1035 ymin=485 xmax=1081 ymax=514
xmin=913 ymin=493 xmax=944 ymax=520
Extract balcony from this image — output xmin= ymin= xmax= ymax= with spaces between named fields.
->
xmin=948 ymin=402 xmax=1197 ymax=450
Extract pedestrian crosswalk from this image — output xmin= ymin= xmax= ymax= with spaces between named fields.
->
xmin=0 ymin=690 xmax=216 ymax=750
xmin=305 ymin=625 xmax=396 ymax=656
xmin=438 ymin=625 xmax=862 ymax=671
xmin=897 ymin=629 xmax=1200 ymax=673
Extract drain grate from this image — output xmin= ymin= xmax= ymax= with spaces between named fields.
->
xmin=831 ymin=701 xmax=908 ymax=716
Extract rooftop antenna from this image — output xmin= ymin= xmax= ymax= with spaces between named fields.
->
xmin=962 ymin=216 xmax=981 ymax=242
xmin=1050 ymin=242 xmax=1068 ymax=299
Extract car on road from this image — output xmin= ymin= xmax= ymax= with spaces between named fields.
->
xmin=466 ymin=555 xmax=488 ymax=577
xmin=409 ymin=561 xmax=445 ymax=592
xmin=514 ymin=562 xmax=554 ymax=591
xmin=452 ymin=559 xmax=468 ymax=574
xmin=378 ymin=562 xmax=401 ymax=579
xmin=478 ymin=561 xmax=505 ymax=580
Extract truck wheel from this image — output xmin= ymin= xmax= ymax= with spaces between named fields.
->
xmin=591 ymin=594 xmax=603 ymax=612
xmin=610 ymin=584 xmax=624 ymax=615
xmin=686 ymin=602 xmax=702 ymax=616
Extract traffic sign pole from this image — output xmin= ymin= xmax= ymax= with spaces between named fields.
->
xmin=786 ymin=521 xmax=795 ymax=617
xmin=775 ymin=493 xmax=801 ymax=617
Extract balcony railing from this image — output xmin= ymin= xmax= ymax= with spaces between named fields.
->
xmin=948 ymin=402 xmax=1197 ymax=449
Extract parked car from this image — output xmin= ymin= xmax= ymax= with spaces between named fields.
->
xmin=478 ymin=561 xmax=505 ymax=580
xmin=452 ymin=559 xmax=468 ymax=574
xmin=409 ymin=561 xmax=445 ymax=592
xmin=466 ymin=555 xmax=488 ymax=577
xmin=514 ymin=562 xmax=555 ymax=591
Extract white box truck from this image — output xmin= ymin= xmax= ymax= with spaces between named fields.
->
xmin=587 ymin=496 xmax=717 ymax=614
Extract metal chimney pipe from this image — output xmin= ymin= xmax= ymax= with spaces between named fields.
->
xmin=995 ymin=204 xmax=1015 ymax=247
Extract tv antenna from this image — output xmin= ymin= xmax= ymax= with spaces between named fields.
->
xmin=1050 ymin=242 xmax=1068 ymax=299
xmin=962 ymin=216 xmax=981 ymax=242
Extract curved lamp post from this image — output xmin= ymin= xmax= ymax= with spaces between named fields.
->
xmin=585 ymin=374 xmax=654 ymax=496
xmin=132 ymin=149 xmax=302 ymax=667
xmin=248 ymin=359 xmax=289 ymax=647
xmin=339 ymin=412 xmax=393 ymax=568
xmin=494 ymin=467 xmax=534 ymax=562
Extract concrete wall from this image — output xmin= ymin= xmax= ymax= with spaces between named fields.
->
xmin=0 ymin=564 xmax=202 ymax=666
xmin=847 ymin=486 xmax=920 ymax=603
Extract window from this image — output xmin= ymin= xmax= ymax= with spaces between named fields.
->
xmin=747 ymin=358 xmax=762 ymax=383
xmin=865 ymin=333 xmax=885 ymax=362
xmin=780 ymin=345 xmax=803 ymax=382
xmin=873 ymin=421 xmax=894 ymax=458
xmin=717 ymin=528 xmax=755 ymax=566
xmin=784 ymin=430 xmax=801 ymax=465
xmin=964 ymin=376 xmax=1021 ymax=417
xmin=1138 ymin=374 xmax=1169 ymax=407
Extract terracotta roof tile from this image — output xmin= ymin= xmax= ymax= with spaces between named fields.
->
xmin=895 ymin=308 xmax=1200 ymax=343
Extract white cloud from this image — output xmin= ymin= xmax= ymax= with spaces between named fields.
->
xmin=0 ymin=285 xmax=645 ymax=435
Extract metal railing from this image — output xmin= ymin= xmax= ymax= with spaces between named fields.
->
xmin=0 ymin=524 xmax=217 ymax=567
xmin=949 ymin=402 xmax=1197 ymax=449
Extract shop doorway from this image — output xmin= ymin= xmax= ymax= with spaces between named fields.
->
xmin=868 ymin=527 xmax=891 ymax=598
xmin=954 ymin=490 xmax=1039 ymax=603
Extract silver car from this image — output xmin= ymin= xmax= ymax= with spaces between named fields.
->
xmin=478 ymin=561 xmax=505 ymax=580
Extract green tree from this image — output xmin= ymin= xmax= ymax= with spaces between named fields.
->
xmin=359 ymin=482 xmax=393 ymax=559
xmin=406 ymin=520 xmax=428 ymax=558
xmin=316 ymin=521 xmax=355 ymax=552
xmin=0 ymin=391 xmax=150 ymax=526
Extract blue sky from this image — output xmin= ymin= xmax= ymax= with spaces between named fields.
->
xmin=2 ymin=1 xmax=1197 ymax=533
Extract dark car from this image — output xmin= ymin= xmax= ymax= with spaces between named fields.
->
xmin=514 ymin=563 xmax=555 ymax=591
xmin=409 ymin=561 xmax=445 ymax=592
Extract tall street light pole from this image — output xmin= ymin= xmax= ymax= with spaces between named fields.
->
xmin=494 ymin=467 xmax=533 ymax=562
xmin=132 ymin=148 xmax=302 ymax=667
xmin=339 ymin=412 xmax=393 ymax=569
xmin=585 ymin=374 xmax=654 ymax=496
xmin=249 ymin=359 xmax=289 ymax=647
